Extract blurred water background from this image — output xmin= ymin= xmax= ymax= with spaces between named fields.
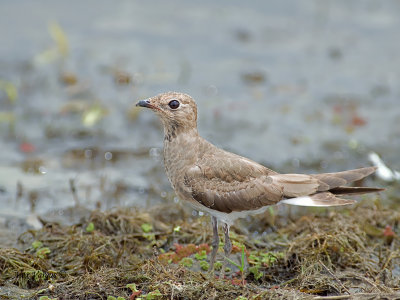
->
xmin=0 ymin=1 xmax=399 ymax=237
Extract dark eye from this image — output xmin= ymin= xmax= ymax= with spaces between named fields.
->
xmin=168 ymin=99 xmax=180 ymax=109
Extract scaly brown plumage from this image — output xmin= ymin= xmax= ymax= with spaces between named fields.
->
xmin=136 ymin=92 xmax=383 ymax=276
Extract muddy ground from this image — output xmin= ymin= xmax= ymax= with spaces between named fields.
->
xmin=1 ymin=192 xmax=400 ymax=299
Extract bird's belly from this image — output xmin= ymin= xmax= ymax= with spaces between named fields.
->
xmin=186 ymin=202 xmax=272 ymax=226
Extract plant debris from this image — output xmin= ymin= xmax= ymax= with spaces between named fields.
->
xmin=1 ymin=199 xmax=400 ymax=299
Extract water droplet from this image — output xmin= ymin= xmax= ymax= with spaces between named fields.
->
xmin=58 ymin=209 xmax=64 ymax=216
xmin=104 ymin=152 xmax=113 ymax=160
xmin=39 ymin=166 xmax=47 ymax=174
xmin=149 ymin=148 xmax=161 ymax=158
xmin=174 ymin=197 xmax=179 ymax=203
xmin=84 ymin=149 xmax=93 ymax=159
xmin=206 ymin=85 xmax=218 ymax=96
xmin=198 ymin=211 xmax=204 ymax=216
xmin=160 ymin=191 xmax=167 ymax=198
xmin=192 ymin=210 xmax=197 ymax=216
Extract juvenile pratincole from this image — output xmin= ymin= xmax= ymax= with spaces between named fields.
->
xmin=136 ymin=92 xmax=383 ymax=275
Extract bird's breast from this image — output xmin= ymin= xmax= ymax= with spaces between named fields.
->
xmin=163 ymin=133 xmax=199 ymax=195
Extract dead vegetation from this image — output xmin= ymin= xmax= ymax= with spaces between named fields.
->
xmin=1 ymin=198 xmax=400 ymax=299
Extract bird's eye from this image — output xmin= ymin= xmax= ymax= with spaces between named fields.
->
xmin=168 ymin=99 xmax=180 ymax=109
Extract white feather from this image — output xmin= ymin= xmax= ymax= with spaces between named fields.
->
xmin=368 ymin=152 xmax=400 ymax=181
xmin=280 ymin=196 xmax=323 ymax=206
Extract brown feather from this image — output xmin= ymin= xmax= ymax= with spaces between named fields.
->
xmin=139 ymin=92 xmax=382 ymax=215
xmin=314 ymin=167 xmax=378 ymax=190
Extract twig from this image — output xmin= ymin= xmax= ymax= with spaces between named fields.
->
xmin=319 ymin=260 xmax=350 ymax=295
xmin=358 ymin=275 xmax=381 ymax=292
xmin=279 ymin=277 xmax=297 ymax=287
xmin=373 ymin=251 xmax=399 ymax=281
xmin=313 ymin=293 xmax=382 ymax=300
xmin=313 ymin=295 xmax=351 ymax=300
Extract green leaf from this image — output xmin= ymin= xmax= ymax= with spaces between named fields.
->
xmin=86 ymin=222 xmax=95 ymax=233
xmin=32 ymin=240 xmax=43 ymax=249
xmin=36 ymin=247 xmax=51 ymax=259
xmin=194 ymin=250 xmax=207 ymax=260
xmin=179 ymin=257 xmax=193 ymax=268
xmin=0 ymin=80 xmax=18 ymax=103
xmin=214 ymin=261 xmax=222 ymax=270
xmin=126 ymin=283 xmax=138 ymax=292
xmin=224 ymin=256 xmax=240 ymax=269
xmin=249 ymin=265 xmax=263 ymax=280
xmin=200 ymin=260 xmax=209 ymax=271
xmin=49 ymin=21 xmax=69 ymax=57
xmin=240 ymin=246 xmax=246 ymax=272
xmin=260 ymin=252 xmax=284 ymax=265
xmin=141 ymin=223 xmax=153 ymax=233
xmin=142 ymin=233 xmax=155 ymax=241
xmin=268 ymin=206 xmax=275 ymax=216
xmin=34 ymin=21 xmax=69 ymax=64
xmin=82 ymin=105 xmax=108 ymax=127
xmin=146 ymin=289 xmax=162 ymax=299
xmin=224 ymin=245 xmax=246 ymax=272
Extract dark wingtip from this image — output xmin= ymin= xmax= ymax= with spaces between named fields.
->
xmin=330 ymin=186 xmax=385 ymax=195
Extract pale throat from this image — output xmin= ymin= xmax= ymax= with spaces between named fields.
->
xmin=162 ymin=118 xmax=198 ymax=142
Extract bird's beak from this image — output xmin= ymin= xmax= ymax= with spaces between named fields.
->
xmin=136 ymin=99 xmax=151 ymax=108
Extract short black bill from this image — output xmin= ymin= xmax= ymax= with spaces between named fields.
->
xmin=136 ymin=99 xmax=151 ymax=107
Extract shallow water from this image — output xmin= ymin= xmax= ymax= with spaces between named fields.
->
xmin=0 ymin=0 xmax=399 ymax=224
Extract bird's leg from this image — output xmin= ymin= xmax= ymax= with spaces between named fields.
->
xmin=219 ymin=222 xmax=232 ymax=279
xmin=209 ymin=216 xmax=219 ymax=273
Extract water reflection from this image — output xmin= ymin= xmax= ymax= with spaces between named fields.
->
xmin=0 ymin=0 xmax=399 ymax=228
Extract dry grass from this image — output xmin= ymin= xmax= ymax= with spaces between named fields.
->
xmin=1 ymin=200 xmax=400 ymax=299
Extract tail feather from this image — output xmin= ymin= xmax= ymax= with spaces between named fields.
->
xmin=330 ymin=186 xmax=384 ymax=195
xmin=280 ymin=167 xmax=383 ymax=207
xmin=314 ymin=166 xmax=378 ymax=191
xmin=281 ymin=192 xmax=356 ymax=207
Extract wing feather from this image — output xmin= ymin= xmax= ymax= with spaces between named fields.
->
xmin=184 ymin=150 xmax=281 ymax=213
xmin=182 ymin=142 xmax=380 ymax=212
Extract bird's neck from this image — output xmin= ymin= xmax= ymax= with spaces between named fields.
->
xmin=163 ymin=124 xmax=200 ymax=183
xmin=162 ymin=121 xmax=198 ymax=142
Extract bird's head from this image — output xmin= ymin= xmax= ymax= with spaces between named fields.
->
xmin=136 ymin=92 xmax=198 ymax=137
